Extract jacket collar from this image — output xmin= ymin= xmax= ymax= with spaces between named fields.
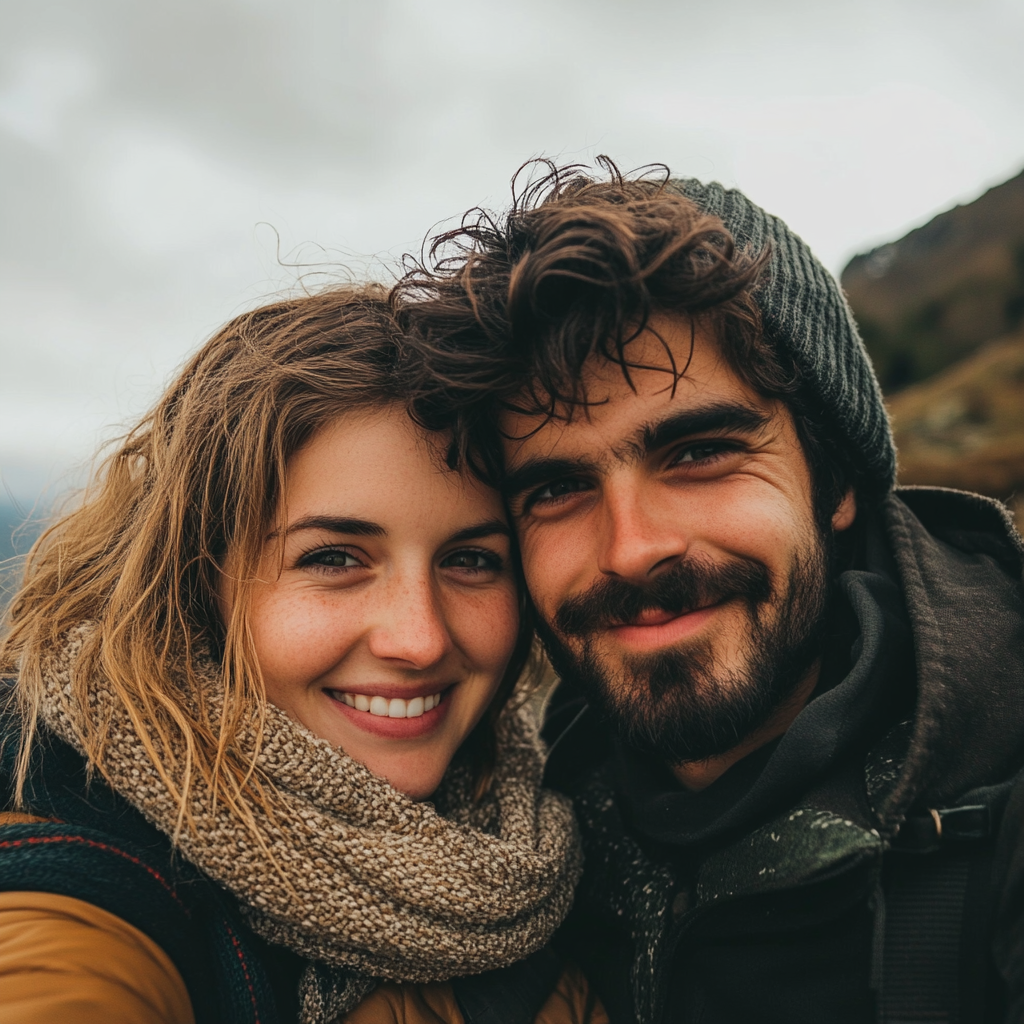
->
xmin=881 ymin=486 xmax=1024 ymax=822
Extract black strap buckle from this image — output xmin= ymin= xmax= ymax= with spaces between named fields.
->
xmin=934 ymin=804 xmax=991 ymax=842
xmin=894 ymin=804 xmax=991 ymax=853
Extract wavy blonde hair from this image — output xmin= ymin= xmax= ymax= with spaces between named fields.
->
xmin=1 ymin=285 xmax=533 ymax=838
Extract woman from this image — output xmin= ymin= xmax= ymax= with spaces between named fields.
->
xmin=0 ymin=287 xmax=599 ymax=1023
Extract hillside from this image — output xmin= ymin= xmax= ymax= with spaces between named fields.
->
xmin=886 ymin=331 xmax=1024 ymax=524
xmin=842 ymin=169 xmax=1024 ymax=391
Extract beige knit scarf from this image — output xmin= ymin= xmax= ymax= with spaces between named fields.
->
xmin=37 ymin=628 xmax=582 ymax=1022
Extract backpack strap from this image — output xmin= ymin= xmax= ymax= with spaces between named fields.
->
xmin=450 ymin=945 xmax=563 ymax=1024
xmin=0 ymin=819 xmax=283 ymax=1024
xmin=875 ymin=773 xmax=1022 ymax=1024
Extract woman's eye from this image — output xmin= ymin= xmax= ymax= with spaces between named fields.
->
xmin=440 ymin=549 xmax=502 ymax=571
xmin=301 ymin=548 xmax=362 ymax=570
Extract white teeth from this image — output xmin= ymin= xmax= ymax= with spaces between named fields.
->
xmin=339 ymin=692 xmax=443 ymax=718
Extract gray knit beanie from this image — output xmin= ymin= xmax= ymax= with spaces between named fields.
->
xmin=670 ymin=178 xmax=897 ymax=501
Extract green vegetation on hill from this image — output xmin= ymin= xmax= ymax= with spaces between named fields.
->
xmin=886 ymin=332 xmax=1024 ymax=523
xmin=842 ymin=170 xmax=1024 ymax=392
xmin=843 ymin=168 xmax=1024 ymax=523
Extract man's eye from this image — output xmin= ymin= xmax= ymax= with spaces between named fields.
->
xmin=534 ymin=479 xmax=591 ymax=502
xmin=670 ymin=442 xmax=732 ymax=466
xmin=440 ymin=549 xmax=502 ymax=571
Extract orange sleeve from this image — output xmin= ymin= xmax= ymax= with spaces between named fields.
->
xmin=341 ymin=980 xmax=460 ymax=1024
xmin=0 ymin=890 xmax=194 ymax=1024
xmin=537 ymin=963 xmax=609 ymax=1024
xmin=341 ymin=964 xmax=608 ymax=1024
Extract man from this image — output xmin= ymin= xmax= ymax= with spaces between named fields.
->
xmin=400 ymin=163 xmax=1024 ymax=1023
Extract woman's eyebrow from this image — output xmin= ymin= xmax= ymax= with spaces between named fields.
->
xmin=447 ymin=519 xmax=511 ymax=543
xmin=282 ymin=515 xmax=386 ymax=538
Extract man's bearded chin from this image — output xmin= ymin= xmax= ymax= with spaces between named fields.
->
xmin=535 ymin=541 xmax=832 ymax=766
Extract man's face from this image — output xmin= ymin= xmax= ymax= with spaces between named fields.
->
xmin=501 ymin=314 xmax=856 ymax=765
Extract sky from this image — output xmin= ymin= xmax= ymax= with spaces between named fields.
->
xmin=2 ymin=0 xmax=1024 ymax=507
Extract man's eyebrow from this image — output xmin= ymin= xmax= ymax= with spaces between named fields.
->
xmin=634 ymin=402 xmax=770 ymax=457
xmin=281 ymin=515 xmax=386 ymax=538
xmin=501 ymin=403 xmax=769 ymax=498
xmin=502 ymin=457 xmax=597 ymax=500
xmin=448 ymin=519 xmax=511 ymax=543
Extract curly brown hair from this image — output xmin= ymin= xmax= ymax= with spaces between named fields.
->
xmin=397 ymin=159 xmax=857 ymax=526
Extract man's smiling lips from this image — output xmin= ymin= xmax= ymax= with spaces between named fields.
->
xmin=605 ymin=601 xmax=726 ymax=652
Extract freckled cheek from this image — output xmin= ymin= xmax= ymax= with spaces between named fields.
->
xmin=449 ymin=587 xmax=521 ymax=682
xmin=248 ymin=590 xmax=362 ymax=691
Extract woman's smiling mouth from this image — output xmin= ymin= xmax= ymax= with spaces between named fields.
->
xmin=325 ymin=686 xmax=452 ymax=738
xmin=332 ymin=690 xmax=443 ymax=718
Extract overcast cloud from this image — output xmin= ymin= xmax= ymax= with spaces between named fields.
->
xmin=2 ymin=0 xmax=1023 ymax=503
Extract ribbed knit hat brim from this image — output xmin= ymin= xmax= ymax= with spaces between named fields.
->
xmin=671 ymin=179 xmax=896 ymax=500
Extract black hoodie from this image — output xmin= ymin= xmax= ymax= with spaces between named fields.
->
xmin=544 ymin=488 xmax=1024 ymax=1024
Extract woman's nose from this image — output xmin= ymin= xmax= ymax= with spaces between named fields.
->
xmin=365 ymin=573 xmax=452 ymax=668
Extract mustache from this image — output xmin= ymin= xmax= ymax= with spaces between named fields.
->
xmin=554 ymin=553 xmax=773 ymax=638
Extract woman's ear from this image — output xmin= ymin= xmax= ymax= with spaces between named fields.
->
xmin=832 ymin=487 xmax=857 ymax=532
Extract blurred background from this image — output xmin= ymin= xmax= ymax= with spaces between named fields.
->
xmin=2 ymin=0 xmax=1024 ymax=576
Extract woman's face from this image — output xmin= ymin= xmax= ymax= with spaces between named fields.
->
xmin=227 ymin=405 xmax=519 ymax=800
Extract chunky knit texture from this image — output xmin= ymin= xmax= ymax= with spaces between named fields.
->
xmin=36 ymin=626 xmax=582 ymax=1022
xmin=670 ymin=178 xmax=897 ymax=500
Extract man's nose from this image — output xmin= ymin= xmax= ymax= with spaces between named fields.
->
xmin=596 ymin=478 xmax=687 ymax=581
xmin=366 ymin=572 xmax=452 ymax=668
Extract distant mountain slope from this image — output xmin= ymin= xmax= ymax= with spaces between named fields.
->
xmin=0 ymin=502 xmax=39 ymax=562
xmin=0 ymin=502 xmax=45 ymax=607
xmin=886 ymin=330 xmax=1024 ymax=522
xmin=842 ymin=169 xmax=1024 ymax=391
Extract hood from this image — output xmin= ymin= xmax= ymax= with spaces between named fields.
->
xmin=881 ymin=486 xmax=1024 ymax=822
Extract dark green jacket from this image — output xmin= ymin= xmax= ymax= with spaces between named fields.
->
xmin=545 ymin=489 xmax=1024 ymax=1024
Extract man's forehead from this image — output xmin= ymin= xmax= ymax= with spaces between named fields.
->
xmin=501 ymin=317 xmax=769 ymax=467
xmin=572 ymin=313 xmax=712 ymax=393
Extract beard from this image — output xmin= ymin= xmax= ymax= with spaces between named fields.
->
xmin=535 ymin=532 xmax=832 ymax=765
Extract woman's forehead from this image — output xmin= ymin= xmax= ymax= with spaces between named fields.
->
xmin=284 ymin=407 xmax=507 ymax=534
